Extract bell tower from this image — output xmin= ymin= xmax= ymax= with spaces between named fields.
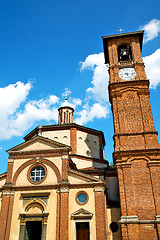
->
xmin=103 ymin=31 xmax=160 ymax=240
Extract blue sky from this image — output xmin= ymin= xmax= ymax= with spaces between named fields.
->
xmin=0 ymin=0 xmax=160 ymax=174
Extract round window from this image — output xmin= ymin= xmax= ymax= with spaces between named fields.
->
xmin=76 ymin=191 xmax=89 ymax=205
xmin=78 ymin=193 xmax=87 ymax=203
xmin=30 ymin=166 xmax=45 ymax=182
xmin=110 ymin=222 xmax=119 ymax=233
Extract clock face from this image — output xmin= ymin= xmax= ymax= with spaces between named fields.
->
xmin=119 ymin=68 xmax=136 ymax=80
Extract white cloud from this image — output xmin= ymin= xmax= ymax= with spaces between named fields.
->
xmin=75 ymin=103 xmax=109 ymax=125
xmin=0 ymin=81 xmax=31 ymax=115
xmin=48 ymin=95 xmax=59 ymax=105
xmin=0 ymin=81 xmax=60 ymax=140
xmin=143 ymin=48 xmax=160 ymax=89
xmin=72 ymin=98 xmax=82 ymax=108
xmin=62 ymin=88 xmax=71 ymax=98
xmin=9 ymin=96 xmax=59 ymax=135
xmin=77 ymin=52 xmax=110 ymax=124
xmin=80 ymin=52 xmax=109 ymax=103
xmin=141 ymin=19 xmax=160 ymax=43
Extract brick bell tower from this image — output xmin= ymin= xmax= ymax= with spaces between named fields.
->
xmin=103 ymin=31 xmax=160 ymax=240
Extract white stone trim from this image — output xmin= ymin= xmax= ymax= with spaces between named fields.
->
xmin=60 ymin=187 xmax=69 ymax=193
xmin=119 ymin=215 xmax=160 ymax=224
xmin=94 ymin=186 xmax=105 ymax=192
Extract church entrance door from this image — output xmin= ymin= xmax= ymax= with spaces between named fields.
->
xmin=76 ymin=222 xmax=90 ymax=240
xmin=25 ymin=221 xmax=42 ymax=240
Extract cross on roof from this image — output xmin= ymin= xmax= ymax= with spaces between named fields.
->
xmin=118 ymin=28 xmax=124 ymax=33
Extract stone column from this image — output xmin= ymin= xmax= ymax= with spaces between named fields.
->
xmin=41 ymin=220 xmax=47 ymax=240
xmin=18 ymin=220 xmax=26 ymax=240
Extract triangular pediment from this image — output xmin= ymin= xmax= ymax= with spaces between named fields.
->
xmin=68 ymin=169 xmax=103 ymax=184
xmin=71 ymin=208 xmax=93 ymax=219
xmin=7 ymin=135 xmax=71 ymax=154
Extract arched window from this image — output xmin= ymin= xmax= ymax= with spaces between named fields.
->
xmin=64 ymin=112 xmax=66 ymax=123
xmin=69 ymin=112 xmax=71 ymax=123
xmin=118 ymin=45 xmax=132 ymax=62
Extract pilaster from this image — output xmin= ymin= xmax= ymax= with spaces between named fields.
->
xmin=61 ymin=156 xmax=69 ymax=181
xmin=59 ymin=184 xmax=69 ymax=240
xmin=70 ymin=127 xmax=77 ymax=154
xmin=94 ymin=186 xmax=107 ymax=240
xmin=0 ymin=190 xmax=14 ymax=240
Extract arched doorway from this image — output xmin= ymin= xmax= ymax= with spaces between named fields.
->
xmin=19 ymin=200 xmax=48 ymax=240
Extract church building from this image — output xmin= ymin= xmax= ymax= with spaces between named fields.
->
xmin=0 ymin=30 xmax=160 ymax=240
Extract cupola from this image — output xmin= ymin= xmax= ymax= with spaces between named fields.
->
xmin=58 ymin=98 xmax=74 ymax=124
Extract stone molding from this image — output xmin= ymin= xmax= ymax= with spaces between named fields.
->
xmin=2 ymin=190 xmax=15 ymax=196
xmin=7 ymin=135 xmax=71 ymax=153
xmin=24 ymin=123 xmax=105 ymax=144
xmin=114 ymin=130 xmax=158 ymax=138
xmin=119 ymin=215 xmax=160 ymax=224
xmin=71 ymin=208 xmax=93 ymax=219
xmin=8 ymin=159 xmax=14 ymax=163
xmin=70 ymin=153 xmax=107 ymax=164
xmin=60 ymin=186 xmax=70 ymax=193
xmin=116 ymin=163 xmax=131 ymax=169
xmin=10 ymin=182 xmax=105 ymax=192
xmin=147 ymin=161 xmax=160 ymax=167
xmin=156 ymin=215 xmax=160 ymax=221
xmin=94 ymin=186 xmax=105 ymax=192
xmin=61 ymin=155 xmax=69 ymax=160
xmin=8 ymin=151 xmax=68 ymax=159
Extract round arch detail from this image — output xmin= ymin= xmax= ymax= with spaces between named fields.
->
xmin=12 ymin=158 xmax=61 ymax=185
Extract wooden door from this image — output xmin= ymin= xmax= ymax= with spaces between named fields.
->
xmin=76 ymin=222 xmax=90 ymax=240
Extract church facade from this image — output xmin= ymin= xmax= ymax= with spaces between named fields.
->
xmin=0 ymin=31 xmax=160 ymax=240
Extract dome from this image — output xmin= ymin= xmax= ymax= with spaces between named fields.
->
xmin=58 ymin=98 xmax=74 ymax=110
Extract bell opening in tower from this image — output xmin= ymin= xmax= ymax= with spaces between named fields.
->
xmin=118 ymin=45 xmax=132 ymax=62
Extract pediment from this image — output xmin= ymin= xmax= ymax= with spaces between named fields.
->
xmin=7 ymin=135 xmax=71 ymax=154
xmin=71 ymin=208 xmax=93 ymax=219
xmin=68 ymin=169 xmax=103 ymax=184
